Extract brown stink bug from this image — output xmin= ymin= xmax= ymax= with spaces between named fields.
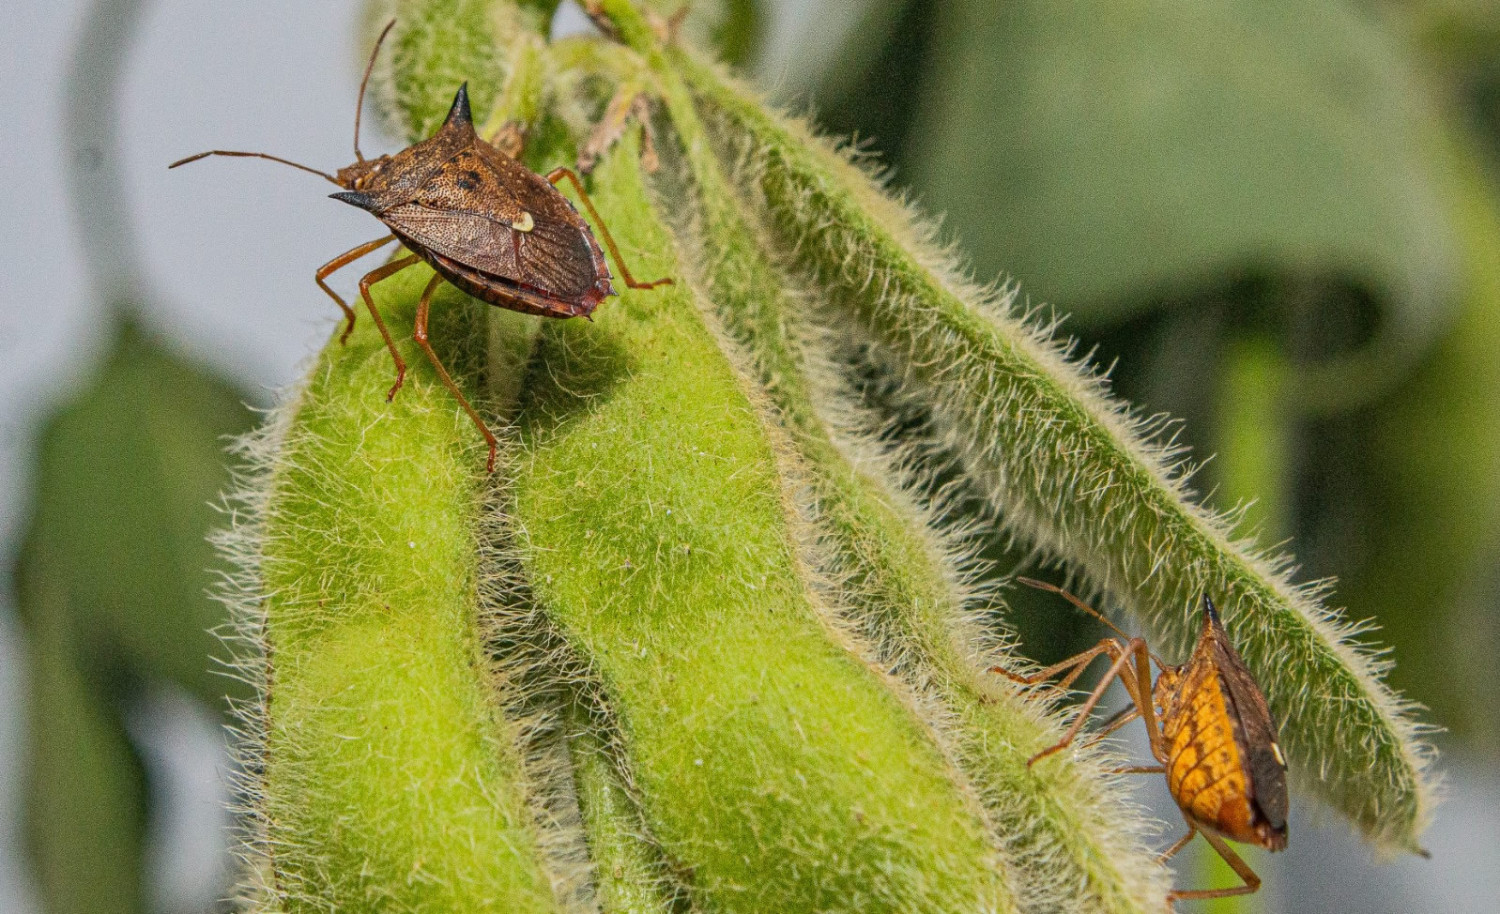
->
xmin=992 ymin=578 xmax=1289 ymax=909
xmin=171 ymin=21 xmax=671 ymax=471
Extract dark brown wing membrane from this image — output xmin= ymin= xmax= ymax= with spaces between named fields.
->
xmin=380 ymin=201 xmax=601 ymax=302
xmin=380 ymin=142 xmax=606 ymax=302
xmin=1210 ymin=624 xmax=1289 ymax=833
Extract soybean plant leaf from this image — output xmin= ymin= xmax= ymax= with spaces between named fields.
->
xmin=14 ymin=320 xmax=252 ymax=914
xmin=17 ymin=320 xmax=254 ymax=701
xmin=20 ymin=577 xmax=148 ymax=914
xmin=906 ymin=0 xmax=1457 ymax=352
xmin=1413 ymin=0 xmax=1500 ymax=68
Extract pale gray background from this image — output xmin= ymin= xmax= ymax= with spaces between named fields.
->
xmin=1 ymin=2 xmax=1493 ymax=912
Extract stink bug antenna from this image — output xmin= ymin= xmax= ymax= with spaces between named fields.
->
xmin=167 ymin=149 xmax=341 ymax=186
xmin=1015 ymin=577 xmax=1169 ymax=668
xmin=355 ymin=19 xmax=397 ymax=163
xmin=1015 ymin=578 xmax=1129 ymax=638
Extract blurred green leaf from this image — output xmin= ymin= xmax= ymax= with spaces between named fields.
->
xmin=21 ymin=567 xmax=147 ymax=914
xmin=913 ymin=0 xmax=1454 ymax=321
xmin=1410 ymin=0 xmax=1500 ymax=65
xmin=1339 ymin=127 xmax=1500 ymax=746
xmin=18 ymin=321 xmax=255 ymax=698
xmin=15 ymin=319 xmax=255 ymax=914
xmin=821 ymin=0 xmax=1458 ymax=393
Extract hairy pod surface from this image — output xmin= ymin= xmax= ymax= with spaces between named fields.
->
xmin=511 ymin=130 xmax=1013 ymax=913
xmin=672 ymin=49 xmax=1437 ymax=850
xmin=650 ymin=56 xmax=1168 ymax=913
xmin=225 ymin=266 xmax=558 ymax=911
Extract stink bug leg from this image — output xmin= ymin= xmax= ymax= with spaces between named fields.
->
xmin=315 ymin=235 xmax=397 ymax=343
xmin=172 ymin=19 xmax=676 ymax=471
xmin=1163 ymin=829 xmax=1262 ymax=906
xmin=410 ymin=272 xmax=500 ymax=473
xmin=354 ymin=254 xmax=421 ymax=400
xmin=546 ymin=167 xmax=673 ymax=291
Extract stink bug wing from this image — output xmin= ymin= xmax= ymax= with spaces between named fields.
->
xmin=380 ymin=201 xmax=602 ymax=302
xmin=459 ymin=141 xmax=608 ymax=296
xmin=1208 ymin=623 xmax=1290 ymax=835
xmin=383 ymin=140 xmax=608 ymax=302
xmin=379 ymin=202 xmax=520 ymax=275
xmin=509 ymin=214 xmax=608 ymax=300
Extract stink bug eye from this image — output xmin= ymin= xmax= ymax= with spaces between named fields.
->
xmin=991 ymin=579 xmax=1289 ymax=909
xmin=170 ymin=19 xmax=673 ymax=472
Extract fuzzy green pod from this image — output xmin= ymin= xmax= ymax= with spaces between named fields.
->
xmin=648 ymin=56 xmax=1168 ymax=913
xmin=675 ymin=49 xmax=1438 ymax=851
xmin=217 ymin=2 xmax=1443 ymax=910
xmin=567 ymin=726 xmax=682 ymax=914
xmin=222 ymin=265 xmax=558 ymax=912
xmin=218 ymin=9 xmax=566 ymax=907
xmin=510 ymin=129 xmax=1014 ymax=913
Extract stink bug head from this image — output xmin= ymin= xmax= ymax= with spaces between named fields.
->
xmin=330 ymin=190 xmax=377 ymax=211
xmin=332 ymin=85 xmax=478 ymax=210
xmin=336 ymin=155 xmax=394 ymax=192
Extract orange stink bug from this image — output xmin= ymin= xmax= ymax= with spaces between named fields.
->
xmin=993 ymin=578 xmax=1288 ymax=908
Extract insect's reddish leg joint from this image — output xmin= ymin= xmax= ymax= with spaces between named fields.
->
xmin=353 ymin=254 xmax=419 ymax=401
xmin=545 ymin=167 xmax=674 ymax=290
xmin=316 ymin=236 xmax=399 ymax=346
xmin=410 ymin=273 xmax=500 ymax=474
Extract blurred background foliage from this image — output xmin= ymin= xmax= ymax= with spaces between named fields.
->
xmin=15 ymin=321 xmax=254 ymax=914
xmin=8 ymin=0 xmax=1497 ymax=912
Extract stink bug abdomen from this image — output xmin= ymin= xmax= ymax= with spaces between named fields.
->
xmin=1161 ymin=661 xmax=1263 ymax=846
